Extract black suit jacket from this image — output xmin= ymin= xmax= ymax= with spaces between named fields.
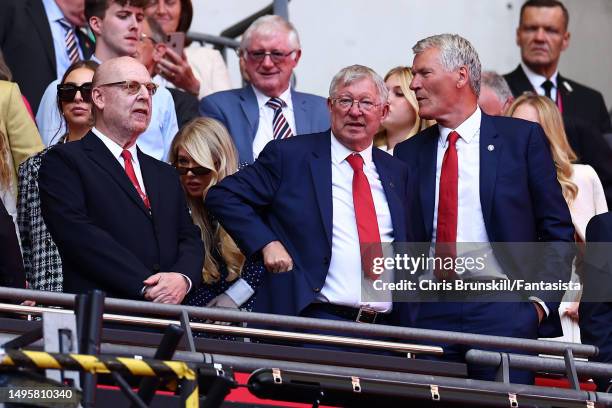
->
xmin=0 ymin=0 xmax=93 ymax=112
xmin=505 ymin=65 xmax=612 ymax=206
xmin=167 ymin=88 xmax=200 ymax=128
xmin=38 ymin=132 xmax=203 ymax=299
xmin=0 ymin=200 xmax=25 ymax=288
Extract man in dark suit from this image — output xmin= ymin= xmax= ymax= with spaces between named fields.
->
xmin=579 ymin=212 xmax=612 ymax=391
xmin=39 ymin=56 xmax=203 ymax=302
xmin=0 ymin=0 xmax=93 ymax=112
xmin=395 ymin=34 xmax=575 ymax=383
xmin=199 ymin=15 xmax=329 ymax=165
xmin=206 ymin=65 xmax=414 ymax=329
xmin=504 ymin=0 xmax=612 ymax=204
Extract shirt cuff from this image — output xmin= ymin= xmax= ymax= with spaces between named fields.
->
xmin=224 ymin=278 xmax=255 ymax=307
xmin=529 ymin=296 xmax=549 ymax=317
xmin=180 ymin=273 xmax=193 ymax=293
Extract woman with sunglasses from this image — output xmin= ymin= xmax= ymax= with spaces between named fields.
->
xmin=169 ymin=118 xmax=262 ymax=325
xmin=17 ymin=60 xmax=98 ymax=292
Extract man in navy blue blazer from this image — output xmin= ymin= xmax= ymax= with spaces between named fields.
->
xmin=206 ymin=65 xmax=414 ymax=330
xmin=199 ymin=15 xmax=329 ymax=165
xmin=39 ymin=57 xmax=203 ymax=302
xmin=394 ymin=34 xmax=575 ymax=383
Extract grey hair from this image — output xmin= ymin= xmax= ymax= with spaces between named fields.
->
xmin=145 ymin=16 xmax=165 ymax=44
xmin=240 ymin=15 xmax=300 ymax=51
xmin=328 ymin=65 xmax=388 ymax=104
xmin=413 ymin=33 xmax=481 ymax=96
xmin=481 ymin=71 xmax=513 ymax=104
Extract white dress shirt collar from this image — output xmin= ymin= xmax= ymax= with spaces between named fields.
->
xmin=521 ymin=61 xmax=559 ymax=93
xmin=252 ymin=85 xmax=294 ymax=111
xmin=92 ymin=127 xmax=138 ymax=161
xmin=330 ymin=131 xmax=374 ymax=167
xmin=437 ymin=106 xmax=481 ymax=147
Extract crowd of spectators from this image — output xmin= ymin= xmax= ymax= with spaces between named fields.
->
xmin=1 ymin=0 xmax=612 ymax=389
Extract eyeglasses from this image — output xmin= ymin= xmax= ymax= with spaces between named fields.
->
xmin=331 ymin=97 xmax=382 ymax=112
xmin=174 ymin=165 xmax=212 ymax=176
xmin=240 ymin=49 xmax=297 ymax=63
xmin=57 ymin=82 xmax=93 ymax=102
xmin=97 ymin=80 xmax=158 ymax=96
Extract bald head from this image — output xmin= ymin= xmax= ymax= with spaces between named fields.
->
xmin=91 ymin=56 xmax=153 ymax=146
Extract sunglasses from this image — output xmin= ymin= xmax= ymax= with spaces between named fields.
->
xmin=57 ymin=82 xmax=93 ymax=102
xmin=174 ymin=165 xmax=212 ymax=176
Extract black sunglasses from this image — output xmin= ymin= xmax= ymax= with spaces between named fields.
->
xmin=57 ymin=82 xmax=93 ymax=102
xmin=174 ymin=165 xmax=212 ymax=176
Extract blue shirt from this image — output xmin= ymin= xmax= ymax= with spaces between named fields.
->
xmin=35 ymin=60 xmax=179 ymax=161
xmin=41 ymin=0 xmax=84 ymax=80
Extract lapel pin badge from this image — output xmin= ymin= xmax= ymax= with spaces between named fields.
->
xmin=563 ymin=81 xmax=573 ymax=93
xmin=389 ymin=182 xmax=395 ymax=188
xmin=487 ymin=144 xmax=495 ymax=152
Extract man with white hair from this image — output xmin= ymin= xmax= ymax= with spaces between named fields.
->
xmin=394 ymin=33 xmax=574 ymax=383
xmin=478 ymin=71 xmax=514 ymax=116
xmin=199 ymin=15 xmax=330 ymax=165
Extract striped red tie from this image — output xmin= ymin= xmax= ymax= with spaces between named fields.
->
xmin=121 ymin=150 xmax=150 ymax=209
xmin=59 ymin=19 xmax=80 ymax=64
xmin=266 ymin=97 xmax=294 ymax=140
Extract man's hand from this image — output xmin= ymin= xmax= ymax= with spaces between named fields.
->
xmin=262 ymin=240 xmax=293 ymax=273
xmin=534 ymin=303 xmax=545 ymax=324
xmin=143 ymin=272 xmax=189 ymax=304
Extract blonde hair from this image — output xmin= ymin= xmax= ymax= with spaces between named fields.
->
xmin=506 ymin=93 xmax=578 ymax=203
xmin=374 ymin=66 xmax=433 ymax=147
xmin=169 ymin=118 xmax=245 ymax=284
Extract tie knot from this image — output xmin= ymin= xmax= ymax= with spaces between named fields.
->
xmin=266 ymin=97 xmax=286 ymax=110
xmin=121 ymin=149 xmax=133 ymax=161
xmin=346 ymin=153 xmax=364 ymax=171
xmin=541 ymin=79 xmax=554 ymax=98
xmin=447 ymin=131 xmax=460 ymax=146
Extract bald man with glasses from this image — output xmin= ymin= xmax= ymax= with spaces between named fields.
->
xmin=39 ymin=56 xmax=203 ymax=302
xmin=199 ymin=15 xmax=330 ymax=165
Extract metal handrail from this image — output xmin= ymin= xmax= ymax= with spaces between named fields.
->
xmin=0 ymin=287 xmax=598 ymax=357
xmin=0 ymin=303 xmax=441 ymax=355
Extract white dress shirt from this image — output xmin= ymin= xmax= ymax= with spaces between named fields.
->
xmin=521 ymin=62 xmax=559 ymax=102
xmin=317 ymin=133 xmax=393 ymax=312
xmin=252 ymin=85 xmax=296 ymax=160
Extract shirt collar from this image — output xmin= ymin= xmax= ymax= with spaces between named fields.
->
xmin=42 ymin=0 xmax=65 ymax=24
xmin=92 ymin=127 xmax=139 ymax=161
xmin=521 ymin=61 xmax=559 ymax=91
xmin=330 ymin=131 xmax=374 ymax=166
xmin=437 ymin=106 xmax=481 ymax=147
xmin=252 ymin=85 xmax=293 ymax=111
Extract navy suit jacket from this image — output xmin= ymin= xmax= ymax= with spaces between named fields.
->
xmin=580 ymin=212 xmax=612 ymax=372
xmin=394 ymin=113 xmax=575 ymax=336
xmin=38 ymin=132 xmax=203 ymax=299
xmin=0 ymin=0 xmax=93 ymax=112
xmin=206 ymin=131 xmax=412 ymax=319
xmin=199 ymin=86 xmax=330 ymax=164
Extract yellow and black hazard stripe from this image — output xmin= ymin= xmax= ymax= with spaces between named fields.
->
xmin=1 ymin=350 xmax=199 ymax=408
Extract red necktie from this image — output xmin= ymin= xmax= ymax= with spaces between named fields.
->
xmin=121 ymin=149 xmax=150 ymax=209
xmin=435 ymin=131 xmax=460 ymax=280
xmin=346 ymin=153 xmax=383 ymax=281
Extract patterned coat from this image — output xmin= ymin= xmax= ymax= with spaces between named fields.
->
xmin=17 ymin=139 xmax=64 ymax=291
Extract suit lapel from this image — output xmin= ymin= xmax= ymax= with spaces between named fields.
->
xmin=373 ymin=149 xmax=405 ymax=241
xmin=239 ymin=86 xmax=260 ymax=142
xmin=82 ymin=133 xmax=150 ymax=216
xmin=479 ymin=114 xmax=502 ymax=231
xmin=309 ymin=133 xmax=333 ymax=249
xmin=556 ymin=73 xmax=574 ymax=115
xmin=419 ymin=127 xmax=439 ymax=240
xmin=27 ymin=0 xmax=55 ymax=73
xmin=291 ymin=89 xmax=309 ymax=134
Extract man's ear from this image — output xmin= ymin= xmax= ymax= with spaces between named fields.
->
xmin=89 ymin=16 xmax=102 ymax=37
xmin=561 ymin=31 xmax=571 ymax=52
xmin=292 ymin=49 xmax=302 ymax=65
xmin=91 ymin=87 xmax=105 ymax=111
xmin=456 ymin=66 xmax=469 ymax=89
xmin=153 ymin=43 xmax=167 ymax=63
